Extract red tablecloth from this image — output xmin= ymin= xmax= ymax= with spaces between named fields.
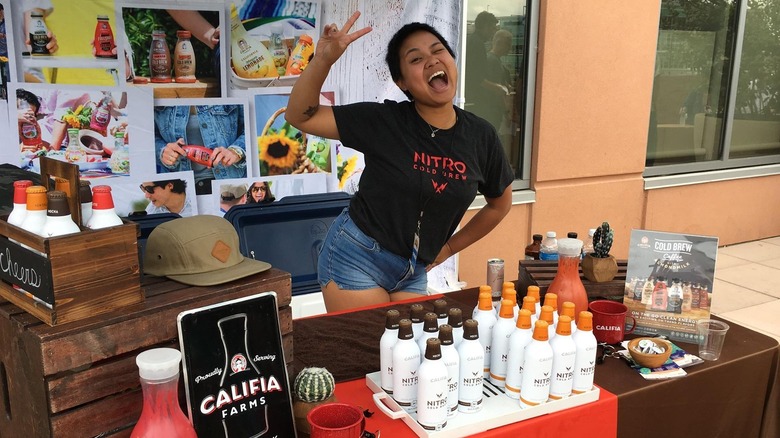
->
xmin=334 ymin=378 xmax=618 ymax=437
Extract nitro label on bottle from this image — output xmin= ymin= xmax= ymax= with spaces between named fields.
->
xmin=178 ymin=292 xmax=296 ymax=437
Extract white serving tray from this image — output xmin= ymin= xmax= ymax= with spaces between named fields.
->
xmin=366 ymin=371 xmax=600 ymax=438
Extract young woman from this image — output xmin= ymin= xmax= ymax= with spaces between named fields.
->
xmin=246 ymin=181 xmax=275 ymax=204
xmin=286 ymin=12 xmax=513 ymax=312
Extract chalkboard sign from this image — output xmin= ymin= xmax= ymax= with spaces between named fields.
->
xmin=0 ymin=236 xmax=54 ymax=305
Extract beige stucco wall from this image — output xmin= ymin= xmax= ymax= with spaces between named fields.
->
xmin=457 ymin=0 xmax=780 ymax=288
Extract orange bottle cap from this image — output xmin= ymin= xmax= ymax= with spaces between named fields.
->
xmin=521 ymin=296 xmax=536 ymax=313
xmin=539 ymin=305 xmax=554 ymax=324
xmin=516 ymin=309 xmax=532 ymax=329
xmin=556 ymin=315 xmax=572 ymax=336
xmin=527 ymin=285 xmax=540 ymax=301
xmin=532 ymin=320 xmax=549 ymax=341
xmin=25 ymin=185 xmax=47 ymax=211
xmin=498 ymin=299 xmax=514 ymax=319
xmin=561 ymin=301 xmax=576 ymax=319
xmin=543 ymin=293 xmax=558 ymax=310
xmin=479 ymin=285 xmax=492 ymax=296
xmin=478 ymin=292 xmax=494 ymax=311
xmin=578 ymin=311 xmax=593 ymax=331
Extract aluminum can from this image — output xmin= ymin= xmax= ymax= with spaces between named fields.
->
xmin=486 ymin=258 xmax=505 ymax=301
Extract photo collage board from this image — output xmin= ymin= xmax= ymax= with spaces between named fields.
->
xmin=0 ymin=0 xmax=367 ymax=218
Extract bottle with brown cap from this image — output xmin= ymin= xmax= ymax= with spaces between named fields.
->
xmin=8 ymin=180 xmax=33 ymax=227
xmin=519 ymin=320 xmax=553 ymax=409
xmin=524 ymin=233 xmax=543 ymax=260
xmin=549 ymin=315 xmax=576 ymax=400
xmin=87 ymin=185 xmax=123 ymax=229
xmin=79 ymin=180 xmax=93 ymax=226
xmin=433 ymin=298 xmax=449 ymax=327
xmin=19 ymin=185 xmax=48 ymax=236
xmin=560 ymin=301 xmax=578 ymax=335
xmin=457 ymin=319 xmax=484 ymax=413
xmin=489 ymin=299 xmax=516 ymax=386
xmin=472 ymin=290 xmax=497 ymax=377
xmin=504 ymin=308 xmax=534 ymax=399
xmin=417 ymin=338 xmax=448 ymax=431
xmin=539 ymin=305 xmax=556 ymax=340
xmin=392 ymin=319 xmax=420 ymax=413
xmin=571 ymin=311 xmax=598 ymax=394
xmin=380 ymin=309 xmax=401 ymax=394
xmin=447 ymin=307 xmax=463 ymax=348
xmin=417 ymin=312 xmax=440 ymax=356
xmin=42 ymin=190 xmax=81 ymax=237
xmin=542 ymin=292 xmax=559 ymax=327
xmin=437 ymin=324 xmax=460 ymax=418
xmin=410 ymin=303 xmax=426 ymax=341
xmin=526 ymin=285 xmax=542 ymax=318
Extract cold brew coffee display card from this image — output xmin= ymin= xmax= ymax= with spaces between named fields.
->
xmin=623 ymin=230 xmax=718 ymax=343
xmin=177 ymin=292 xmax=295 ymax=438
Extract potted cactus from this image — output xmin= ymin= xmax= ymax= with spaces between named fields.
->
xmin=582 ymin=221 xmax=618 ymax=282
xmin=292 ymin=367 xmax=337 ymax=437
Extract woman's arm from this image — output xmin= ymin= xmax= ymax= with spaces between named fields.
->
xmin=285 ymin=11 xmax=371 ymax=140
xmin=427 ymin=185 xmax=513 ymax=271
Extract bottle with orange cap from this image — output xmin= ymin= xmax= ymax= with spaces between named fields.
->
xmin=549 ymin=315 xmax=576 ymax=400
xmin=519 ymin=320 xmax=553 ymax=408
xmin=86 ymin=185 xmax=123 ymax=229
xmin=504 ymin=308 xmax=534 ymax=399
xmin=520 ymin=296 xmax=539 ymax=326
xmin=19 ymin=185 xmax=48 ymax=236
xmin=495 ymin=281 xmax=519 ymax=320
xmin=560 ymin=301 xmax=578 ymax=335
xmin=473 ymin=285 xmax=496 ymax=318
xmin=542 ymin=292 xmax=559 ymax=327
xmin=8 ymin=180 xmax=34 ymax=227
xmin=489 ymin=299 xmax=516 ymax=387
xmin=539 ymin=305 xmax=556 ymax=341
xmin=472 ymin=288 xmax=497 ymax=377
xmin=571 ymin=311 xmax=598 ymax=394
xmin=526 ymin=285 xmax=542 ymax=318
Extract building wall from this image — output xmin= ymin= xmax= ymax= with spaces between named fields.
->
xmin=457 ymin=0 xmax=777 ymax=288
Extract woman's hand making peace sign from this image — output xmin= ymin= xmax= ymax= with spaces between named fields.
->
xmin=315 ymin=11 xmax=372 ymax=67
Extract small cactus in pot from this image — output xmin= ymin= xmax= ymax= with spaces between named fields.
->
xmin=292 ymin=367 xmax=337 ymax=437
xmin=582 ymin=221 xmax=618 ymax=282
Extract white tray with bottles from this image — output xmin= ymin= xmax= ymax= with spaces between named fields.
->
xmin=365 ymin=371 xmax=600 ymax=438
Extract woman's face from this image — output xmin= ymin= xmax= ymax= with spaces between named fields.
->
xmin=395 ymin=31 xmax=457 ymax=106
xmin=250 ymin=183 xmax=268 ymax=202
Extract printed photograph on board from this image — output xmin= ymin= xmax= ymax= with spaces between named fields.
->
xmin=9 ymin=0 xmax=123 ymax=86
xmin=153 ymin=100 xmax=249 ymax=196
xmin=12 ymin=85 xmax=130 ymax=179
xmin=210 ymin=174 xmax=327 ymax=216
xmin=227 ymin=0 xmax=319 ymax=90
xmin=121 ymin=5 xmax=224 ymax=98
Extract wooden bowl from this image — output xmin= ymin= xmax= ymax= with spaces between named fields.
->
xmin=627 ymin=337 xmax=673 ymax=368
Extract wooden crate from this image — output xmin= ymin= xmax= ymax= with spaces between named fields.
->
xmin=516 ymin=259 xmax=628 ymax=302
xmin=0 ymin=218 xmax=143 ymax=326
xmin=0 ymin=268 xmax=293 ymax=438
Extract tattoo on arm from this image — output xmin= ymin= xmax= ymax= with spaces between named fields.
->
xmin=303 ymin=105 xmax=319 ymax=118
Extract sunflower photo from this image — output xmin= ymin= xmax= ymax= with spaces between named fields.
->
xmin=253 ymin=91 xmax=336 ymax=178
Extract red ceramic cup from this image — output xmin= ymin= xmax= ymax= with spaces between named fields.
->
xmin=307 ymin=402 xmax=365 ymax=438
xmin=589 ymin=300 xmax=636 ymax=344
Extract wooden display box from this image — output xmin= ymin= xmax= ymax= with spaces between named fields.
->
xmin=517 ymin=259 xmax=628 ymax=302
xmin=0 ymin=268 xmax=293 ymax=438
xmin=0 ymin=218 xmax=144 ymax=326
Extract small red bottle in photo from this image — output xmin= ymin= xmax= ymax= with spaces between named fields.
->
xmin=93 ymin=15 xmax=116 ymax=59
xmin=183 ymin=145 xmax=213 ymax=167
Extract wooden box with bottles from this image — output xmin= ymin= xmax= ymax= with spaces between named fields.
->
xmin=0 ymin=217 xmax=144 ymax=326
xmin=0 ymin=268 xmax=293 ymax=438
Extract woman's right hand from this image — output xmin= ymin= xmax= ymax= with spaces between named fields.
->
xmin=315 ymin=11 xmax=372 ymax=66
xmin=162 ymin=139 xmax=186 ymax=166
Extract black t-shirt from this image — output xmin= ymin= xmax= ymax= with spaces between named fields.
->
xmin=333 ymin=100 xmax=513 ymax=264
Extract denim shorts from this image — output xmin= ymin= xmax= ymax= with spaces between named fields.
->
xmin=318 ymin=209 xmax=428 ymax=294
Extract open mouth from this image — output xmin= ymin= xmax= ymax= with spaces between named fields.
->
xmin=428 ymin=70 xmax=449 ymax=92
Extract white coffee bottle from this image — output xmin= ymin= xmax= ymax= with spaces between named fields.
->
xmin=472 ymin=291 xmax=497 ymax=377
xmin=417 ymin=312 xmax=440 ymax=355
xmin=410 ymin=303 xmax=425 ymax=341
xmin=519 ymin=320 xmax=554 ymax=409
xmin=42 ymin=190 xmax=81 ymax=237
xmin=542 ymin=292 xmax=559 ymax=327
xmin=447 ymin=307 xmax=464 ymax=348
xmin=571 ymin=311 xmax=598 ymax=394
xmin=380 ymin=309 xmax=401 ymax=394
xmin=437 ymin=324 xmax=460 ymax=418
xmin=86 ymin=185 xmax=123 ymax=229
xmin=78 ymin=180 xmax=93 ymax=227
xmin=526 ymin=285 xmax=542 ymax=318
xmin=433 ymin=299 xmax=449 ymax=327
xmin=495 ymin=282 xmax=519 ymax=319
xmin=520 ymin=296 xmax=539 ymax=327
xmin=392 ymin=319 xmax=420 ymax=413
xmin=457 ymin=319 xmax=484 ymax=413
xmin=539 ymin=305 xmax=557 ymax=340
xmin=8 ymin=180 xmax=33 ymax=227
xmin=19 ymin=185 xmax=48 ymax=237
xmin=560 ymin=301 xmax=578 ymax=335
xmin=417 ymin=338 xmax=449 ymax=431
xmin=548 ymin=315 xmax=577 ymax=400
xmin=473 ymin=285 xmax=496 ymax=318
xmin=489 ymin=299 xmax=516 ymax=387
xmin=504 ymin=309 xmax=534 ymax=399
